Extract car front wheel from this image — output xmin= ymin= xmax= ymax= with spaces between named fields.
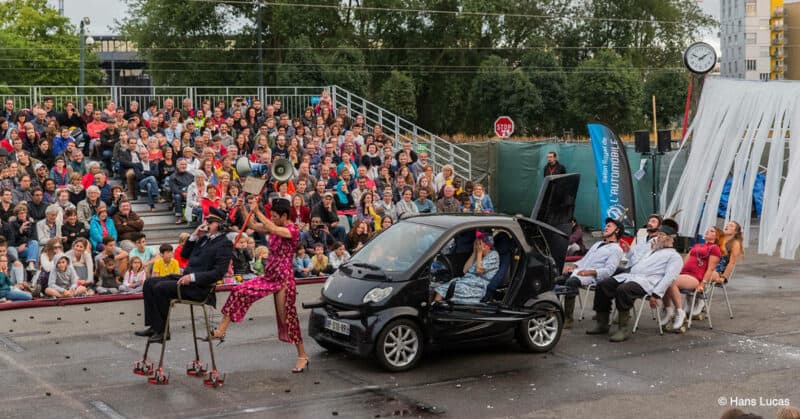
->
xmin=517 ymin=302 xmax=563 ymax=353
xmin=375 ymin=318 xmax=423 ymax=372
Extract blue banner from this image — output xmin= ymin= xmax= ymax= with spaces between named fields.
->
xmin=587 ymin=123 xmax=637 ymax=231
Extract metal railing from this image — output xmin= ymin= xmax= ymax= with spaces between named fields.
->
xmin=331 ymin=86 xmax=472 ymax=180
xmin=2 ymin=84 xmax=472 ymax=179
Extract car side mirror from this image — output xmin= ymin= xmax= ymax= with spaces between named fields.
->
xmin=445 ymin=281 xmax=456 ymax=301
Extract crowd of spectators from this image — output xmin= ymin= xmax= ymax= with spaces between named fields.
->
xmin=0 ymin=91 xmax=493 ymax=303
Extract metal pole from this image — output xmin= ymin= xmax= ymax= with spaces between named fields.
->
xmin=257 ymin=0 xmax=263 ymax=87
xmin=79 ymin=21 xmax=85 ymax=106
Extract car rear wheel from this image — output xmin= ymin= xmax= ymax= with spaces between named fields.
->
xmin=517 ymin=302 xmax=562 ymax=353
xmin=375 ymin=319 xmax=423 ymax=372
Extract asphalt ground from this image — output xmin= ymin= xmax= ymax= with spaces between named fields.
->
xmin=1 ymin=251 xmax=798 ymax=419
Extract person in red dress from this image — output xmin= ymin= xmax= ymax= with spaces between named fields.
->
xmin=207 ymin=198 xmax=309 ymax=373
xmin=660 ymin=226 xmax=722 ymax=331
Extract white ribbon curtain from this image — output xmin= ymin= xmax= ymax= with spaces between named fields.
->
xmin=662 ymin=78 xmax=799 ymax=259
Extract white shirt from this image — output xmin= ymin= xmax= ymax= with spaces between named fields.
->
xmin=572 ymin=240 xmax=624 ymax=286
xmin=627 ymin=233 xmax=657 ymax=267
xmin=614 ymin=248 xmax=683 ymax=297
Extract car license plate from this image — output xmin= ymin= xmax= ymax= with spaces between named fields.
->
xmin=325 ymin=318 xmax=350 ymax=336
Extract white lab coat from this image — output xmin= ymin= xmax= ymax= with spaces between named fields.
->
xmin=572 ymin=241 xmax=624 ymax=286
xmin=614 ymin=248 xmax=683 ymax=298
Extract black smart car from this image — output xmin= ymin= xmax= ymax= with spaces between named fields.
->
xmin=304 ymin=174 xmax=579 ymax=371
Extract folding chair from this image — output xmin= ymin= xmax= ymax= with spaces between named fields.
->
xmin=577 ymin=283 xmax=596 ymax=321
xmin=632 ymin=294 xmax=664 ymax=335
xmin=680 ymin=284 xmax=713 ymax=331
xmin=708 ymin=266 xmax=735 ymax=320
xmin=133 ymin=284 xmax=225 ymax=387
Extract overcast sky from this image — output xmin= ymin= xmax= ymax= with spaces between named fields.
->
xmin=51 ymin=0 xmax=722 ymax=43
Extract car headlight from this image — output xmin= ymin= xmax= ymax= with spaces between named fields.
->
xmin=363 ymin=287 xmax=393 ymax=304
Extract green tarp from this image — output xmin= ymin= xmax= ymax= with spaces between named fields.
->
xmin=457 ymin=141 xmax=688 ymax=229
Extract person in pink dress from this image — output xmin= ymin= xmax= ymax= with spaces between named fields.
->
xmin=207 ymin=198 xmax=310 ymax=373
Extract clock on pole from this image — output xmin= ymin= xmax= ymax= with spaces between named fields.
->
xmin=683 ymin=41 xmax=717 ymax=75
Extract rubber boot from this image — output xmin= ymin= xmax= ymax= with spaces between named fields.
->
xmin=585 ymin=311 xmax=610 ymax=335
xmin=609 ymin=309 xmax=632 ymax=342
xmin=563 ymin=296 xmax=576 ymax=329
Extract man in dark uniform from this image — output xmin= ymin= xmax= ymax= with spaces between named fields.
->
xmin=543 ymin=151 xmax=566 ymax=177
xmin=135 ymin=208 xmax=233 ymax=343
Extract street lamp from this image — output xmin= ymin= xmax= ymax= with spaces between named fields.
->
xmin=79 ymin=17 xmax=93 ymax=105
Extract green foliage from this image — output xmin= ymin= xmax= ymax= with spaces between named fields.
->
xmin=110 ymin=0 xmax=715 ymax=136
xmin=376 ymin=71 xmax=417 ymax=121
xmin=520 ymin=50 xmax=568 ymax=136
xmin=0 ymin=0 xmax=103 ymax=86
xmin=643 ymin=71 xmax=690 ymax=128
xmin=468 ymin=56 xmax=542 ymax=136
xmin=566 ymin=50 xmax=644 ymax=134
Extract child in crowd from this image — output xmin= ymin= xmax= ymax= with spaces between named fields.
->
xmin=152 ymin=244 xmax=180 ymax=277
xmin=50 ymin=156 xmax=70 ymax=187
xmin=252 ymin=245 xmax=268 ymax=275
xmin=128 ymin=233 xmax=157 ymax=272
xmin=120 ymin=256 xmax=147 ymax=294
xmin=95 ymin=256 xmax=120 ymax=295
xmin=45 ymin=255 xmax=88 ymax=298
xmin=311 ymin=243 xmax=332 ymax=276
xmin=293 ymin=244 xmax=312 ymax=278
xmin=173 ymin=233 xmax=190 ymax=270
xmin=0 ymin=255 xmax=32 ymax=301
xmin=328 ymin=241 xmax=351 ymax=270
xmin=61 ymin=208 xmax=89 ymax=250
xmin=230 ymin=235 xmax=254 ymax=279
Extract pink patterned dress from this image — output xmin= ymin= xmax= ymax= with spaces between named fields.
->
xmin=221 ymin=222 xmax=302 ymax=344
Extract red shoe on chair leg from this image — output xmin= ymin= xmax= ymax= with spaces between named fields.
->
xmin=148 ymin=368 xmax=170 ymax=385
xmin=204 ymin=370 xmax=225 ymax=388
xmin=186 ymin=360 xmax=207 ymax=377
xmin=133 ymin=359 xmax=154 ymax=376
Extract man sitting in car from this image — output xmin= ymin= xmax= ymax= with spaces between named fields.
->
xmin=586 ymin=219 xmax=683 ymax=342
xmin=556 ymin=218 xmax=625 ymax=329
xmin=432 ymin=231 xmax=499 ymax=304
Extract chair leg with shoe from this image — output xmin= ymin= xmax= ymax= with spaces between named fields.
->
xmin=632 ymin=295 xmax=664 ymax=335
xmin=135 ymin=284 xmax=224 ymax=387
xmin=586 ymin=278 xmax=646 ymax=342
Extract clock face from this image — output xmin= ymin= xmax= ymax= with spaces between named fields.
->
xmin=684 ymin=42 xmax=717 ymax=74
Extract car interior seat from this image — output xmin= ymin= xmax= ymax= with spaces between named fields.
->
xmin=481 ymin=232 xmax=516 ymax=303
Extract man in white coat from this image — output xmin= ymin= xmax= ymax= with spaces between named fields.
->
xmin=557 ymin=217 xmax=625 ymax=328
xmin=587 ymin=219 xmax=683 ymax=342
xmin=621 ymin=213 xmax=662 ymax=268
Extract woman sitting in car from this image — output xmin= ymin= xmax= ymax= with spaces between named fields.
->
xmin=433 ymin=231 xmax=499 ymax=304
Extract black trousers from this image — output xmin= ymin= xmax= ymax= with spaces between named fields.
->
xmin=142 ymin=275 xmax=182 ymax=333
xmin=593 ymin=278 xmax=646 ymax=313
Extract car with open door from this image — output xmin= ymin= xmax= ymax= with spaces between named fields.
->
xmin=303 ymin=174 xmax=580 ymax=371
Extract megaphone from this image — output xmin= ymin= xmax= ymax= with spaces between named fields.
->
xmin=270 ymin=158 xmax=294 ymax=182
xmin=235 ymin=157 xmax=269 ymax=178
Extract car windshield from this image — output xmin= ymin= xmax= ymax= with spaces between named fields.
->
xmin=348 ymin=221 xmax=445 ymax=273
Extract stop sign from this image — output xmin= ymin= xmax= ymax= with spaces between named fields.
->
xmin=494 ymin=116 xmax=514 ymax=138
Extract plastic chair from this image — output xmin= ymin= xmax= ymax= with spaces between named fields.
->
xmin=133 ymin=284 xmax=225 ymax=387
xmin=632 ymin=294 xmax=664 ymax=335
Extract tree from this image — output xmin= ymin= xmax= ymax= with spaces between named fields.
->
xmin=467 ymin=56 xmax=542 ymax=136
xmin=276 ymin=36 xmax=325 ymax=88
xmin=322 ymin=47 xmax=369 ymax=96
xmin=521 ymin=50 xmax=568 ymax=136
xmin=566 ymin=50 xmax=644 ymax=133
xmin=642 ymin=70 xmax=689 ymax=129
xmin=0 ymin=0 xmax=102 ymax=86
xmin=375 ymin=71 xmax=417 ymax=121
xmin=120 ymin=0 xmax=248 ymax=86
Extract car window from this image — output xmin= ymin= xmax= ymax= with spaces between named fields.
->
xmin=350 ymin=222 xmax=446 ymax=272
